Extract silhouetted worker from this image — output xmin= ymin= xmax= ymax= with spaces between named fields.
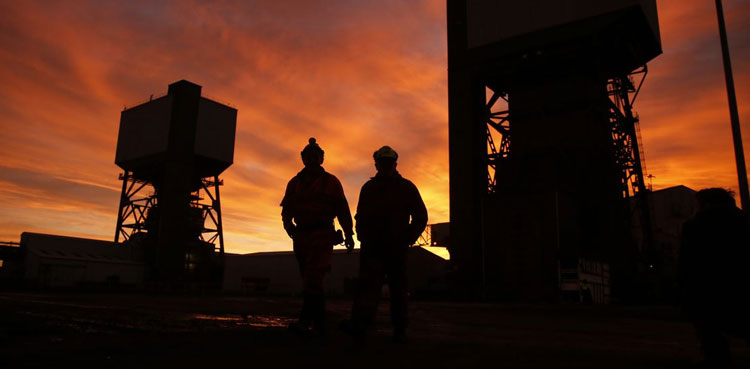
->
xmin=680 ymin=188 xmax=750 ymax=368
xmin=281 ymin=137 xmax=355 ymax=335
xmin=346 ymin=145 xmax=428 ymax=343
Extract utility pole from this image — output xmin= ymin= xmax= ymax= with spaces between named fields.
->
xmin=715 ymin=0 xmax=750 ymax=211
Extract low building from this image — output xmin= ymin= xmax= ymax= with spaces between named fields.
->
xmin=223 ymin=247 xmax=448 ymax=297
xmin=559 ymin=258 xmax=611 ymax=304
xmin=3 ymin=232 xmax=448 ymax=297
xmin=632 ymin=185 xmax=697 ymax=301
xmin=12 ymin=232 xmax=145 ymax=288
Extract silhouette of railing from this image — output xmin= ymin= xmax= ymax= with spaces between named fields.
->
xmin=202 ymin=94 xmax=237 ymax=109
xmin=634 ymin=113 xmax=649 ymax=179
xmin=123 ymin=93 xmax=167 ymax=111
xmin=607 ymin=65 xmax=649 ymax=199
xmin=123 ymin=93 xmax=235 ymax=111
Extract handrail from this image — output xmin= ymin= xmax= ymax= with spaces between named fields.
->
xmin=123 ymin=93 xmax=168 ymax=110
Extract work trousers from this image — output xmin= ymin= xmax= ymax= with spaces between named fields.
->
xmin=293 ymin=229 xmax=335 ymax=295
xmin=293 ymin=229 xmax=335 ymax=325
xmin=352 ymin=243 xmax=409 ymax=332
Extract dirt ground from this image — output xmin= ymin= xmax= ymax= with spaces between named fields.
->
xmin=1 ymin=292 xmax=748 ymax=368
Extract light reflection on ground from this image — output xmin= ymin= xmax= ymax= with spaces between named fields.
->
xmin=191 ymin=313 xmax=294 ymax=328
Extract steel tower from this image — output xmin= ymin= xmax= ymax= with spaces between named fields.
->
xmin=447 ymin=0 xmax=661 ymax=300
xmin=114 ymin=80 xmax=237 ymax=289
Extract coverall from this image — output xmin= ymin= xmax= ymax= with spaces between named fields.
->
xmin=281 ymin=166 xmax=353 ymax=326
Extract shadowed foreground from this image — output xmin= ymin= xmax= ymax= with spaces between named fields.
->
xmin=1 ymin=293 xmax=749 ymax=368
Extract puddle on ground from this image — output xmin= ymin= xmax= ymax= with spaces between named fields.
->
xmin=192 ymin=314 xmax=244 ymax=322
xmin=13 ymin=308 xmax=295 ymax=333
xmin=190 ymin=313 xmax=294 ymax=328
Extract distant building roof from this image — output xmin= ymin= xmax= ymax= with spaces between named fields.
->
xmin=20 ymin=232 xmax=142 ymax=265
xmin=651 ymin=185 xmax=695 ymax=195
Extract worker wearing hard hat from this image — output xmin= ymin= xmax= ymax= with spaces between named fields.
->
xmin=281 ymin=137 xmax=355 ymax=335
xmin=345 ymin=145 xmax=428 ymax=343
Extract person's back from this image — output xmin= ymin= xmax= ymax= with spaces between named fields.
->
xmin=681 ymin=191 xmax=749 ymax=317
xmin=355 ymin=171 xmax=426 ymax=248
xmin=345 ymin=145 xmax=427 ymax=343
xmin=280 ymin=138 xmax=354 ymax=335
xmin=284 ymin=167 xmax=340 ymax=228
xmin=680 ymin=188 xmax=750 ymax=367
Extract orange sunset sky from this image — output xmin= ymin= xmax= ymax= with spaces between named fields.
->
xmin=0 ymin=0 xmax=748 ymax=255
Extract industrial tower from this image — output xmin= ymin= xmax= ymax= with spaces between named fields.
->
xmin=447 ymin=1 xmax=661 ymax=300
xmin=114 ymin=80 xmax=237 ymax=288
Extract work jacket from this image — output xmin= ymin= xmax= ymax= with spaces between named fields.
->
xmin=281 ymin=166 xmax=353 ymax=235
xmin=355 ymin=171 xmax=428 ymax=246
xmin=679 ymin=205 xmax=750 ymax=322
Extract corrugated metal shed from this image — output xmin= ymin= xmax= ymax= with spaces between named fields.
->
xmin=20 ymin=232 xmax=144 ymax=288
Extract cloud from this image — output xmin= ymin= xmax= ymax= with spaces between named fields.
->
xmin=0 ymin=0 xmax=748 ymax=254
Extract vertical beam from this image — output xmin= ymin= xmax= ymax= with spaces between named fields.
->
xmin=157 ymin=80 xmax=202 ymax=285
xmin=715 ymin=0 xmax=750 ymax=211
xmin=447 ymin=0 xmax=486 ymax=293
xmin=214 ymin=176 xmax=225 ymax=255
xmin=115 ymin=171 xmax=130 ymax=243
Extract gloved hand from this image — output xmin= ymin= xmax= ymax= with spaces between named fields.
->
xmin=344 ymin=234 xmax=355 ymax=253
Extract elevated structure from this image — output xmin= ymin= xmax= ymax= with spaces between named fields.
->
xmin=447 ymin=0 xmax=661 ymax=300
xmin=114 ymin=80 xmax=237 ymax=288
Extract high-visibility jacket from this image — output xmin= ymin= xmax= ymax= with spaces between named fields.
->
xmin=281 ymin=166 xmax=353 ymax=235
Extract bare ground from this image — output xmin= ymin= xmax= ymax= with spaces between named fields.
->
xmin=1 ymin=292 xmax=748 ymax=368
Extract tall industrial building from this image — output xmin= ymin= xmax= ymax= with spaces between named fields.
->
xmin=447 ymin=1 xmax=662 ymax=300
xmin=114 ymin=80 xmax=237 ymax=289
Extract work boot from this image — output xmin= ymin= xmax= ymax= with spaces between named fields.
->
xmin=287 ymin=319 xmax=314 ymax=335
xmin=289 ymin=294 xmax=315 ymax=335
xmin=310 ymin=294 xmax=326 ymax=336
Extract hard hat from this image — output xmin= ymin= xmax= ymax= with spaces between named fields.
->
xmin=373 ymin=146 xmax=398 ymax=160
xmin=301 ymin=137 xmax=324 ymax=155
